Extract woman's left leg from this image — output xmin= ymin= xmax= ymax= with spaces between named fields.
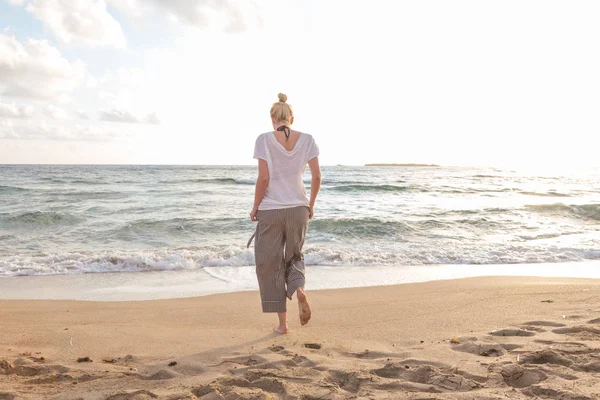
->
xmin=283 ymin=206 xmax=311 ymax=325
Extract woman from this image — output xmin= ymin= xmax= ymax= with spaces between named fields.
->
xmin=249 ymin=93 xmax=321 ymax=334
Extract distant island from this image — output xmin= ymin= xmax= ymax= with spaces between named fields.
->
xmin=365 ymin=163 xmax=440 ymax=167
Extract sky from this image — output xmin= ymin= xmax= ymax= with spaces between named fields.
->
xmin=0 ymin=0 xmax=599 ymax=168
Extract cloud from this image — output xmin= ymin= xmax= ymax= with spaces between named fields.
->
xmin=153 ymin=0 xmax=247 ymax=31
xmin=76 ymin=109 xmax=89 ymax=120
xmin=99 ymin=108 xmax=160 ymax=125
xmin=105 ymin=0 xmax=144 ymax=18
xmin=91 ymin=67 xmax=151 ymax=89
xmin=0 ymin=119 xmax=65 ymax=140
xmin=0 ymin=120 xmax=19 ymax=139
xmin=26 ymin=0 xmax=126 ymax=48
xmin=44 ymin=104 xmax=69 ymax=120
xmin=116 ymin=67 xmax=150 ymax=87
xmin=0 ymin=119 xmax=123 ymax=141
xmin=106 ymin=0 xmax=263 ymax=32
xmin=143 ymin=112 xmax=160 ymax=125
xmin=85 ymin=69 xmax=114 ymax=89
xmin=99 ymin=108 xmax=139 ymax=123
xmin=7 ymin=0 xmax=27 ymax=6
xmin=0 ymin=34 xmax=85 ymax=100
xmin=0 ymin=100 xmax=34 ymax=119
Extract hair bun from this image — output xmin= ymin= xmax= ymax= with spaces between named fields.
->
xmin=278 ymin=93 xmax=287 ymax=103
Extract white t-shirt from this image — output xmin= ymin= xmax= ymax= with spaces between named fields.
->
xmin=253 ymin=131 xmax=320 ymax=210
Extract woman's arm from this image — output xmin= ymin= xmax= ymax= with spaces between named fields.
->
xmin=307 ymin=157 xmax=321 ymax=219
xmin=250 ymin=159 xmax=269 ymax=221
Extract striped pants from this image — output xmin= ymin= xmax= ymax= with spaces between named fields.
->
xmin=253 ymin=206 xmax=309 ymax=313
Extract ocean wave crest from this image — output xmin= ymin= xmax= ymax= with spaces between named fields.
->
xmin=50 ymin=190 xmax=128 ymax=199
xmin=106 ymin=217 xmax=253 ymax=238
xmin=525 ymin=203 xmax=600 ymax=221
xmin=309 ymin=217 xmax=412 ymax=238
xmin=0 ymin=247 xmax=257 ymax=276
xmin=0 ymin=185 xmax=29 ymax=193
xmin=1 ymin=211 xmax=84 ymax=227
xmin=520 ymin=191 xmax=571 ymax=198
xmin=158 ymin=178 xmax=254 ymax=185
xmin=2 ymin=243 xmax=600 ymax=277
xmin=330 ymin=184 xmax=420 ymax=193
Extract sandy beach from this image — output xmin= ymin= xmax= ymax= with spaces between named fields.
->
xmin=3 ymin=0 xmax=600 ymax=398
xmin=2 ymin=276 xmax=600 ymax=399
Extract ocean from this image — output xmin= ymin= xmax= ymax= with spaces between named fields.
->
xmin=1 ymin=164 xmax=599 ymax=299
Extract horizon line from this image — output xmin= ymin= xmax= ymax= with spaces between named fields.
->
xmin=1 ymin=163 xmax=598 ymax=170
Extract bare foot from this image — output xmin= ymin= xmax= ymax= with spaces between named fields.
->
xmin=297 ymin=288 xmax=311 ymax=326
xmin=273 ymin=326 xmax=288 ymax=334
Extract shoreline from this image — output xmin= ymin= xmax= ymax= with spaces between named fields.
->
xmin=2 ymin=276 xmax=600 ymax=399
xmin=2 ymin=260 xmax=600 ymax=301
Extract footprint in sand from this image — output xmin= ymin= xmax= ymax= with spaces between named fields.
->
xmin=522 ymin=385 xmax=595 ymax=400
xmin=104 ymin=390 xmax=158 ymax=400
xmin=394 ymin=358 xmax=450 ymax=370
xmin=191 ymin=386 xmax=215 ymax=398
xmin=290 ymin=354 xmax=316 ymax=367
xmin=269 ymin=345 xmax=284 ymax=352
xmin=194 ymin=375 xmax=331 ymax=400
xmin=490 ymin=329 xmax=536 ymax=337
xmin=517 ymin=349 xmax=574 ymax=368
xmin=552 ymin=326 xmax=600 ymax=340
xmin=348 ymin=349 xmax=408 ymax=360
xmin=327 ymin=370 xmax=376 ymax=394
xmin=372 ymin=363 xmax=483 ymax=392
xmin=210 ymin=355 xmax=266 ymax=367
xmin=1 ymin=359 xmax=69 ymax=377
xmin=24 ymin=372 xmax=99 ymax=385
xmin=453 ymin=341 xmax=506 ymax=357
xmin=501 ymin=363 xmax=547 ymax=388
xmin=517 ymin=344 xmax=600 ymax=375
xmin=575 ymin=361 xmax=600 ymax=373
xmin=451 ymin=336 xmax=517 ymax=351
xmin=534 ymin=339 xmax=592 ymax=355
xmin=24 ymin=374 xmax=75 ymax=385
xmin=522 ymin=320 xmax=566 ymax=327
xmin=215 ymin=376 xmax=287 ymax=396
xmin=553 ymin=326 xmax=600 ymax=334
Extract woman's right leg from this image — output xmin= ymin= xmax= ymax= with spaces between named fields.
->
xmin=254 ymin=209 xmax=288 ymax=332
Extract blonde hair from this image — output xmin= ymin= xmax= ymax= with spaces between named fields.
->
xmin=270 ymin=93 xmax=294 ymax=125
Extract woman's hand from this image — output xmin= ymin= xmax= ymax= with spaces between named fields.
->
xmin=250 ymin=206 xmax=259 ymax=222
xmin=309 ymin=206 xmax=314 ymax=219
